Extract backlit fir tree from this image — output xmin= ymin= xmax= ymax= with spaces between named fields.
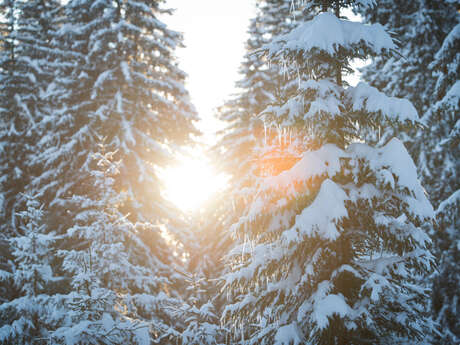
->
xmin=51 ymin=149 xmax=183 ymax=344
xmin=222 ymin=1 xmax=435 ymax=344
xmin=29 ymin=0 xmax=197 ymax=235
xmin=211 ymin=2 xmax=307 ymax=342
xmin=25 ymin=1 xmax=197 ymax=323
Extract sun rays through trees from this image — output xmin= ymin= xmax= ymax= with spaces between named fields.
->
xmin=0 ymin=0 xmax=459 ymax=344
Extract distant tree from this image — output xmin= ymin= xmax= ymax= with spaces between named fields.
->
xmin=215 ymin=0 xmax=307 ymax=211
xmin=357 ymin=0 xmax=458 ymax=150
xmin=0 ymin=0 xmax=62 ymax=238
xmin=222 ymin=1 xmax=435 ymax=343
xmin=359 ymin=0 xmax=457 ymax=116
xmin=423 ymin=19 xmax=460 ymax=344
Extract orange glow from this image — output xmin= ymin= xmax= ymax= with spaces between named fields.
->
xmin=257 ymin=128 xmax=303 ymax=177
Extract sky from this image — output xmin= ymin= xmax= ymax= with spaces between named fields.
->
xmin=164 ymin=0 xmax=257 ymax=142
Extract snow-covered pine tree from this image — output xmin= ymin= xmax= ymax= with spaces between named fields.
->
xmin=29 ymin=0 xmax=197 ymax=235
xmin=356 ymin=0 xmax=458 ymax=149
xmin=208 ymin=2 xmax=308 ymax=342
xmin=222 ymin=1 xmax=435 ymax=344
xmin=0 ymin=0 xmax=61 ymax=237
xmin=180 ymin=271 xmax=224 ymax=345
xmin=200 ymin=5 xmax=278 ymax=330
xmin=422 ymin=18 xmax=460 ymax=344
xmin=51 ymin=148 xmax=184 ymax=344
xmin=0 ymin=195 xmax=60 ymax=344
xmin=215 ymin=0 xmax=305 ymax=211
xmin=81 ymin=0 xmax=198 ymax=222
xmin=359 ymin=0 xmax=457 ymax=116
xmin=25 ymin=0 xmax=197 ymax=313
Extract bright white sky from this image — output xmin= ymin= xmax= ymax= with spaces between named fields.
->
xmin=164 ymin=0 xmax=257 ymax=142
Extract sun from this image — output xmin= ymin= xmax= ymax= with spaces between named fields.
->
xmin=161 ymin=153 xmax=227 ymax=212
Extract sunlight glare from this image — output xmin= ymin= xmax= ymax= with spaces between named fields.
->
xmin=162 ymin=154 xmax=227 ymax=212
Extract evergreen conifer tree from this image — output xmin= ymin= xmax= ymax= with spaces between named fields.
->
xmin=29 ymin=0 xmax=197 ymax=228
xmin=422 ymin=19 xmax=460 ymax=344
xmin=51 ymin=148 xmax=184 ymax=344
xmin=209 ymin=2 xmax=307 ymax=342
xmin=25 ymin=0 xmax=197 ymax=316
xmin=222 ymin=1 xmax=435 ymax=343
xmin=357 ymin=0 xmax=458 ymax=149
xmin=0 ymin=195 xmax=60 ymax=344
xmin=0 ymin=0 xmax=62 ymax=237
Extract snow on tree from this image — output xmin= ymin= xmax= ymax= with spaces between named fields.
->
xmin=50 ymin=148 xmax=183 ymax=344
xmin=180 ymin=272 xmax=224 ymax=345
xmin=222 ymin=2 xmax=436 ymax=344
xmin=210 ymin=2 xmax=309 ymax=342
xmin=215 ymin=0 xmax=306 ymax=208
xmin=0 ymin=195 xmax=61 ymax=343
xmin=28 ymin=0 xmax=198 ymax=240
xmin=0 ymin=0 xmax=62 ymax=238
xmin=358 ymin=0 xmax=457 ymax=116
xmin=24 ymin=0 xmax=197 ymax=324
xmin=422 ymin=18 xmax=460 ymax=344
xmin=356 ymin=0 xmax=458 ymax=150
